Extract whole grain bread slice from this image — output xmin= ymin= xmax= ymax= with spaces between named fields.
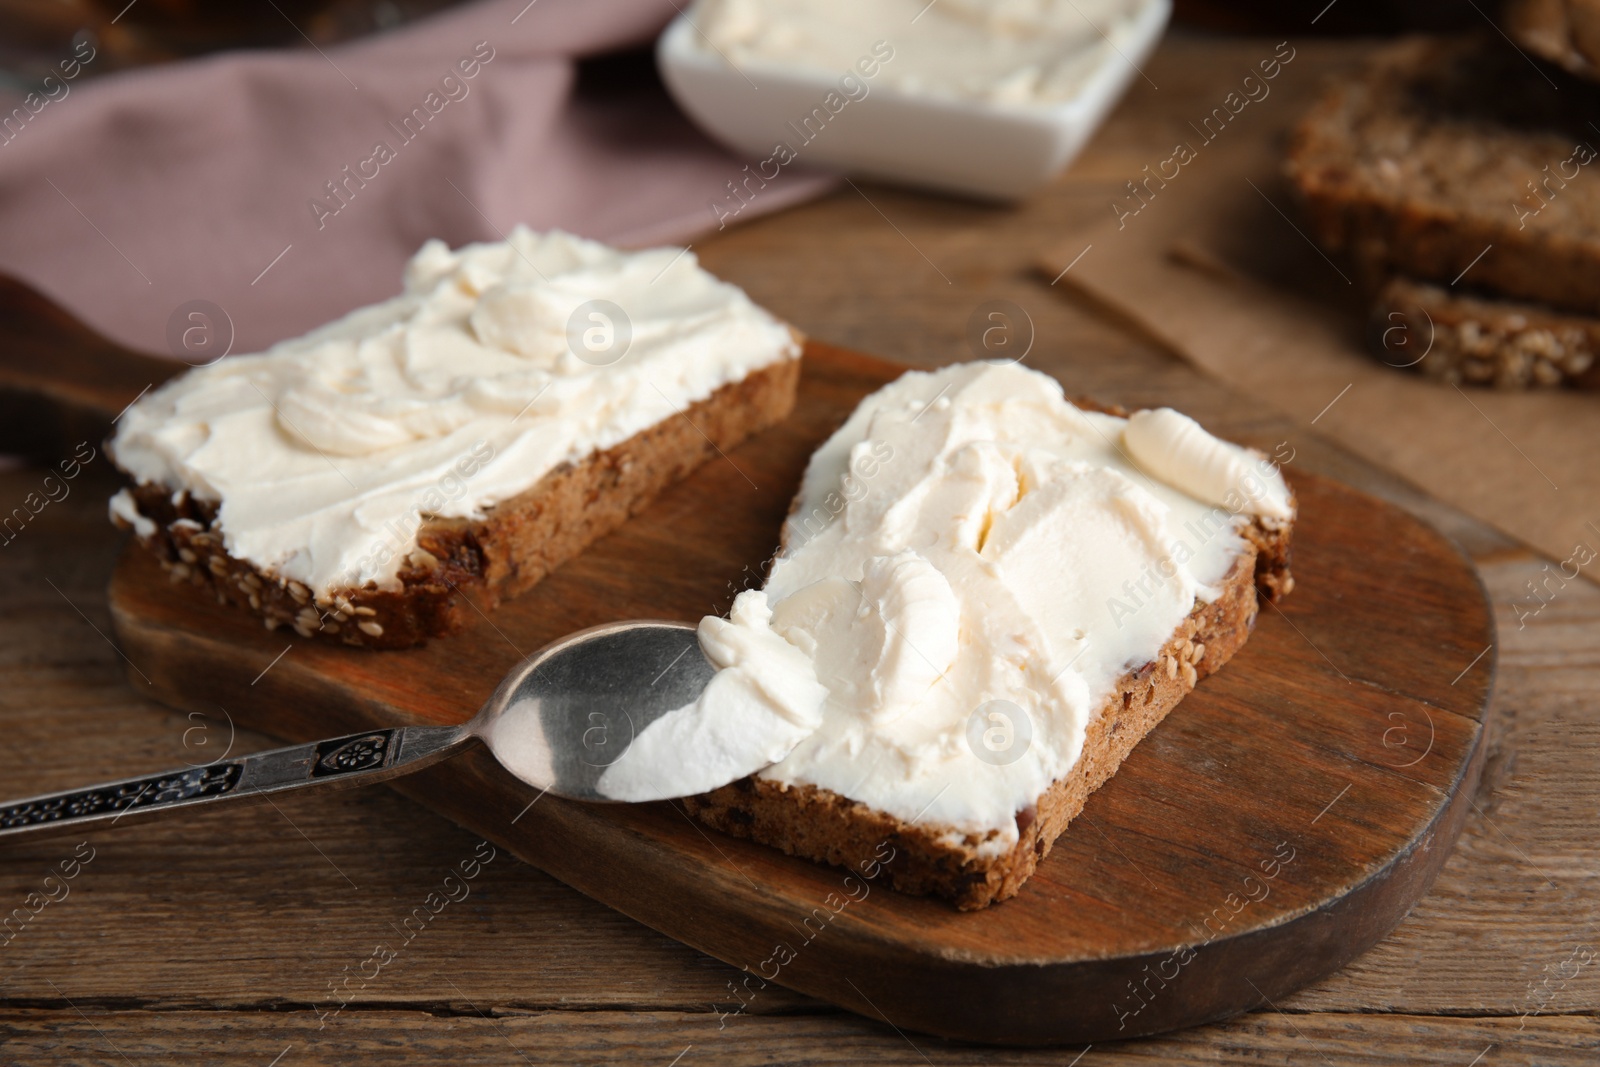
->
xmin=116 ymin=357 xmax=800 ymax=649
xmin=1371 ymin=275 xmax=1600 ymax=389
xmin=685 ymin=401 xmax=1294 ymax=911
xmin=1285 ymin=35 xmax=1600 ymax=315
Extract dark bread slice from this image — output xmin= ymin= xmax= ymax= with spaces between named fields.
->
xmin=685 ymin=400 xmax=1295 ymax=910
xmin=117 ymin=357 xmax=801 ymax=649
xmin=1371 ymin=275 xmax=1600 ymax=389
xmin=1285 ymin=35 xmax=1600 ymax=315
xmin=1506 ymin=0 xmax=1600 ymax=82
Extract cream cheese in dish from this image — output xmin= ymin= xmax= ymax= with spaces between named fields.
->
xmin=600 ymin=362 xmax=1291 ymax=855
xmin=695 ymin=0 xmax=1153 ymax=108
xmin=109 ymin=228 xmax=799 ymax=599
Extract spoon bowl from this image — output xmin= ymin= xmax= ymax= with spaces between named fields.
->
xmin=475 ymin=620 xmax=715 ymax=803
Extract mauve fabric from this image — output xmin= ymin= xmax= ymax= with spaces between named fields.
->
xmin=0 ymin=0 xmax=834 ymax=355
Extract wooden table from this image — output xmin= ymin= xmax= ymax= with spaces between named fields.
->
xmin=3 ymin=35 xmax=1597 ymax=1065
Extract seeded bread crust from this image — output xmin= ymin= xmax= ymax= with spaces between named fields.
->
xmin=1506 ymin=0 xmax=1600 ymax=82
xmin=115 ymin=357 xmax=801 ymax=649
xmin=1372 ymin=275 xmax=1600 ymax=389
xmin=1284 ymin=36 xmax=1600 ymax=316
xmin=684 ymin=400 xmax=1295 ymax=910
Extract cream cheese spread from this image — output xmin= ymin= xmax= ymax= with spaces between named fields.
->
xmin=695 ymin=0 xmax=1154 ymax=107
xmin=108 ymin=228 xmax=799 ymax=598
xmin=600 ymin=362 xmax=1290 ymax=855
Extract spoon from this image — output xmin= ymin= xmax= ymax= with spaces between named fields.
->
xmin=0 ymin=620 xmax=715 ymax=844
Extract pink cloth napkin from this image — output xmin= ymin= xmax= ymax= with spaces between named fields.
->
xmin=0 ymin=0 xmax=835 ymax=357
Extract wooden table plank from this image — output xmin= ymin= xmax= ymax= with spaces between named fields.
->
xmin=2 ymin=1009 xmax=1596 ymax=1065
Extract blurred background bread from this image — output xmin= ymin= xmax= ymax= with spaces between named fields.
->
xmin=1286 ymin=34 xmax=1600 ymax=389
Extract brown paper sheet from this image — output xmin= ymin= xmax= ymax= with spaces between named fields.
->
xmin=1042 ymin=135 xmax=1600 ymax=592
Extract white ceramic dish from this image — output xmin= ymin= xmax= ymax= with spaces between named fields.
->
xmin=656 ymin=0 xmax=1172 ymax=202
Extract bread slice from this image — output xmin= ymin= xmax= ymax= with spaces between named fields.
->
xmin=118 ymin=357 xmax=800 ymax=649
xmin=1506 ymin=0 xmax=1600 ymax=81
xmin=1285 ymin=35 xmax=1600 ymax=316
xmin=1372 ymin=275 xmax=1600 ymax=389
xmin=684 ymin=399 xmax=1294 ymax=911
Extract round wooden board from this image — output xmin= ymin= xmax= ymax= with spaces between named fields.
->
xmin=108 ymin=342 xmax=1494 ymax=1045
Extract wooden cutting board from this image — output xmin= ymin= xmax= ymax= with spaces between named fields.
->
xmin=105 ymin=340 xmax=1493 ymax=1046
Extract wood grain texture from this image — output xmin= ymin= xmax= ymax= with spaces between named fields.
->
xmin=3 ymin=1009 xmax=1596 ymax=1066
xmin=0 ymin=34 xmax=1593 ymax=1065
xmin=98 ymin=341 xmax=1493 ymax=1044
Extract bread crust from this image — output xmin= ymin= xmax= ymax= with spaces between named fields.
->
xmin=684 ymin=399 xmax=1295 ymax=910
xmin=118 ymin=357 xmax=801 ymax=649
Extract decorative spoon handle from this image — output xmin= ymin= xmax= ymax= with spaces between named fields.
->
xmin=0 ymin=724 xmax=470 ymax=844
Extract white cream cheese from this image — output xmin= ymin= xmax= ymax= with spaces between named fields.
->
xmin=597 ymin=594 xmax=829 ymax=801
xmin=695 ymin=0 xmax=1153 ymax=108
xmin=108 ymin=488 xmax=155 ymax=539
xmin=605 ymin=362 xmax=1290 ymax=855
xmin=108 ymin=228 xmax=799 ymax=598
xmin=1124 ymin=408 xmax=1293 ymax=520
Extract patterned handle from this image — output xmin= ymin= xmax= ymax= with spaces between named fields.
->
xmin=0 ymin=724 xmax=468 ymax=842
